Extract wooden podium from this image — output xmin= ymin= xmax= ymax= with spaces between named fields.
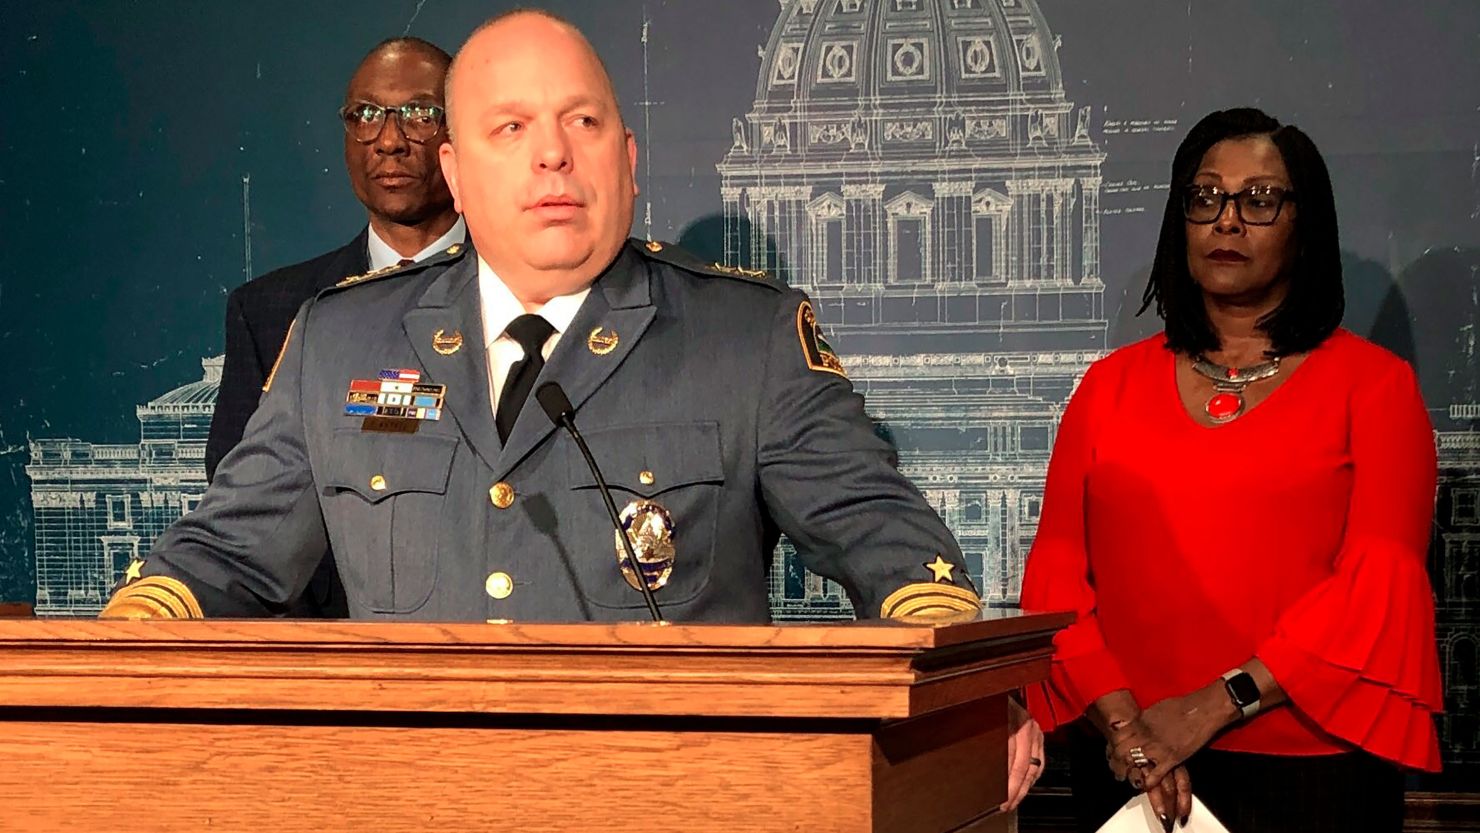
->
xmin=0 ymin=613 xmax=1068 ymax=833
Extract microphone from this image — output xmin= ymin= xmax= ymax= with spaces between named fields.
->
xmin=536 ymin=382 xmax=663 ymax=622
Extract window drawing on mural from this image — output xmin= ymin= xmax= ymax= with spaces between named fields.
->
xmin=720 ymin=0 xmax=1106 ymax=619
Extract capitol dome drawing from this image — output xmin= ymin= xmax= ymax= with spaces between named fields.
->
xmin=719 ymin=0 xmax=1108 ymax=617
xmin=144 ymin=358 xmax=222 ymax=410
xmin=26 ymin=357 xmax=220 ymax=615
xmin=753 ymin=0 xmax=1071 ymax=125
xmin=721 ymin=0 xmax=1104 ymax=307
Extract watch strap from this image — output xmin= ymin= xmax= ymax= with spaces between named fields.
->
xmin=1221 ymin=668 xmax=1261 ymax=720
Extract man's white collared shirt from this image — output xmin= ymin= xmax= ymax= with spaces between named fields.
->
xmin=366 ymin=216 xmax=467 ymax=272
xmin=476 ymin=256 xmax=590 ymax=416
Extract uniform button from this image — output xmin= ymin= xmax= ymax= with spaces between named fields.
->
xmin=369 ymin=474 xmax=388 ymax=492
xmin=485 ymin=571 xmax=514 ymax=600
xmin=638 ymin=470 xmax=655 ymax=486
xmin=489 ymin=482 xmax=515 ymax=509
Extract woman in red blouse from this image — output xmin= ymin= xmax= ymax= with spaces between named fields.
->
xmin=1020 ymin=108 xmax=1443 ymax=833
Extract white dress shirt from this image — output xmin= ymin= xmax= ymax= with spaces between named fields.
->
xmin=366 ymin=216 xmax=467 ymax=272
xmin=477 ymin=256 xmax=590 ymax=416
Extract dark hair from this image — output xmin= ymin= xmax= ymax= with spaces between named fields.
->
xmin=1138 ymin=107 xmax=1344 ymax=357
xmin=360 ymin=37 xmax=453 ymax=70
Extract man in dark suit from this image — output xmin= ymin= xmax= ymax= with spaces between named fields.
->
xmin=203 ymin=36 xmax=464 ymax=617
xmin=206 ymin=36 xmax=465 ymax=480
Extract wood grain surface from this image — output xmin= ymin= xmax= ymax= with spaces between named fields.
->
xmin=0 ymin=615 xmax=1068 ymax=720
xmin=1 ymin=718 xmax=876 ymax=832
xmin=0 ymin=616 xmax=1070 ymax=832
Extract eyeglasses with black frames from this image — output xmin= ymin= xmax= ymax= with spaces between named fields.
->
xmin=1183 ymin=185 xmax=1296 ymax=226
xmin=339 ymin=101 xmax=446 ymax=145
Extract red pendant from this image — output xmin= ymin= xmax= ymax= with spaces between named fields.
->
xmin=1206 ymin=392 xmax=1244 ymax=422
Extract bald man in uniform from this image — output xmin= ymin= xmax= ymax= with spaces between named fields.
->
xmin=111 ymin=10 xmax=984 ymax=626
xmin=109 ymin=11 xmax=1044 ymax=808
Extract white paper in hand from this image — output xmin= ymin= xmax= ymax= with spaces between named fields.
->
xmin=1093 ymin=793 xmax=1231 ymax=833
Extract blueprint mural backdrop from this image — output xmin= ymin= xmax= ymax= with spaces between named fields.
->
xmin=2 ymin=0 xmax=1476 ymax=790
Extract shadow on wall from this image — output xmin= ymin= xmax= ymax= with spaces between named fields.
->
xmin=675 ymin=213 xmax=910 ymax=452
xmin=1345 ymin=249 xmax=1415 ymax=365
xmin=1385 ymin=247 xmax=1480 ymax=417
xmin=676 ymin=214 xmax=791 ymax=289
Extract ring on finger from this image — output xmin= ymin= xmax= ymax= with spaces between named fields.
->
xmin=1128 ymin=746 xmax=1153 ymax=768
xmin=1028 ymin=756 xmax=1043 ymax=767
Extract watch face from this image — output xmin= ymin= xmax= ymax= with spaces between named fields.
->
xmin=1226 ymin=671 xmax=1260 ymax=708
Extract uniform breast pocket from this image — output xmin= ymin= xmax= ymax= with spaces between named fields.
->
xmin=567 ymin=422 xmax=725 ymax=609
xmin=321 ymin=428 xmax=457 ymax=614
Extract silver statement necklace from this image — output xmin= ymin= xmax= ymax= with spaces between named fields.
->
xmin=1189 ymin=355 xmax=1281 ymax=423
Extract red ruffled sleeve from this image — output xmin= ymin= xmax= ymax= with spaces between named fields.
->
xmin=1256 ymin=361 xmax=1444 ymax=771
xmin=1020 ymin=362 xmax=1132 ymax=730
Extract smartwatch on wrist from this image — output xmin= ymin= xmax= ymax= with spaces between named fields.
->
xmin=1221 ymin=668 xmax=1261 ymax=720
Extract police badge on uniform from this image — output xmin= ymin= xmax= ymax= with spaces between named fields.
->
xmin=615 ymin=499 xmax=676 ymax=591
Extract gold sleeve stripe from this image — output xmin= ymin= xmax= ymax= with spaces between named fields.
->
xmin=880 ymin=582 xmax=982 ymax=620
xmin=100 ymin=588 xmax=177 ymax=620
xmin=100 ymin=576 xmax=204 ymax=620
xmin=99 ymin=595 xmax=171 ymax=620
xmin=262 ymin=318 xmax=297 ymax=393
xmin=888 ymin=602 xmax=983 ymax=623
xmin=138 ymin=581 xmax=203 ymax=618
xmin=101 ymin=587 xmax=195 ymax=620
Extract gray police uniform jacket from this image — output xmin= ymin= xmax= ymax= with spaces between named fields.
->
xmin=111 ymin=239 xmax=979 ymax=622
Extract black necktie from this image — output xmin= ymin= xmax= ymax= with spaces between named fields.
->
xmin=496 ymin=314 xmax=556 ymax=443
xmin=396 ymin=258 xmax=415 ymax=267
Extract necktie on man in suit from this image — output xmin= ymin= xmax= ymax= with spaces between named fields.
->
xmin=397 ymin=258 xmax=415 ymax=267
xmin=496 ymin=314 xmax=556 ymax=443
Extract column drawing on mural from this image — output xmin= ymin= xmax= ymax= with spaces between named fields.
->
xmin=26 ymin=358 xmax=217 ymax=616
xmin=1436 ymin=405 xmax=1480 ymax=770
xmin=1395 ymin=245 xmax=1480 ymax=781
xmin=719 ymin=0 xmax=1107 ymax=619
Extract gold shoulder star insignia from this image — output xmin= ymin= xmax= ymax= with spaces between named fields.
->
xmin=924 ymin=555 xmax=955 ymax=583
xmin=124 ymin=559 xmax=144 ymax=584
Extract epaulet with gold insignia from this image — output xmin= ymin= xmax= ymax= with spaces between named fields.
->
xmin=326 ymin=242 xmax=470 ymax=293
xmin=260 ymin=243 xmax=470 ymax=393
xmin=633 ymin=238 xmax=781 ymax=291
